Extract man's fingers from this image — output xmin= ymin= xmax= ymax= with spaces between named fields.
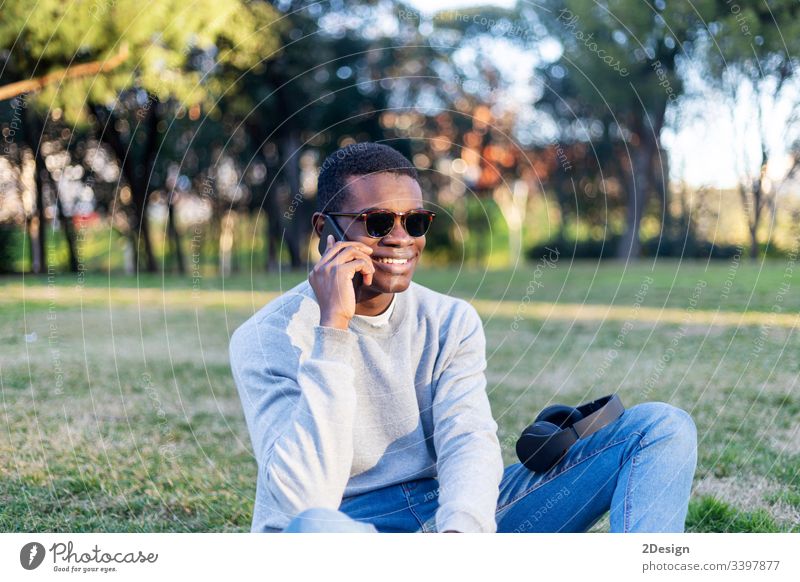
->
xmin=349 ymin=258 xmax=375 ymax=284
xmin=319 ymin=238 xmax=373 ymax=265
xmin=322 ymin=245 xmax=374 ymax=270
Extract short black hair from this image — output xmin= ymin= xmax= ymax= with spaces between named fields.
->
xmin=316 ymin=142 xmax=419 ymax=213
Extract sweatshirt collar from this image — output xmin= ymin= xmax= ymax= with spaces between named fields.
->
xmin=304 ymin=280 xmax=411 ymax=338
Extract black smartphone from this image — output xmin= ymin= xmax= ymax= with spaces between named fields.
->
xmin=318 ymin=214 xmax=363 ymax=290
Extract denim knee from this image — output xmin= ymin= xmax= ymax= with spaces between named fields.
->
xmin=630 ymin=402 xmax=697 ymax=458
xmin=286 ymin=507 xmax=344 ymax=532
xmin=284 ymin=507 xmax=376 ymax=533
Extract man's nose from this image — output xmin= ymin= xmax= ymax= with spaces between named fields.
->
xmin=382 ymin=216 xmax=414 ymax=243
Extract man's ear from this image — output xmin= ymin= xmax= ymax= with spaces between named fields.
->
xmin=311 ymin=212 xmax=324 ymax=237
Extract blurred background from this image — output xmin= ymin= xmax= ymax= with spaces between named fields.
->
xmin=2 ymin=0 xmax=799 ymax=275
xmin=2 ymin=1 xmax=799 ymax=533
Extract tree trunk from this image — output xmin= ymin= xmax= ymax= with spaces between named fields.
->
xmin=739 ymin=170 xmax=766 ymax=261
xmin=133 ymin=197 xmax=157 ymax=272
xmin=617 ymin=108 xmax=664 ymax=261
xmin=33 ymin=163 xmax=47 ymax=274
xmin=28 ymin=214 xmax=43 ymax=274
xmin=652 ymin=146 xmax=671 ymax=242
xmin=55 ymin=192 xmax=79 ymax=272
xmin=167 ymin=197 xmax=185 ymax=274
xmin=21 ymin=107 xmax=46 ymax=273
xmin=749 ymin=223 xmax=759 ymax=260
xmin=90 ymin=101 xmax=159 ymax=273
xmin=278 ymin=130 xmax=304 ymax=269
xmin=136 ymin=101 xmax=159 ymax=273
xmin=750 ymin=152 xmax=767 ymax=261
xmin=617 ymin=144 xmax=649 ymax=260
xmin=265 ymin=195 xmax=282 ymax=272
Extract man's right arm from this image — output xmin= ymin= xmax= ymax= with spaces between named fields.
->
xmin=229 ymin=321 xmax=358 ymax=520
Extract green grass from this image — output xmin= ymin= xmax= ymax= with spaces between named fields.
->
xmin=687 ymin=497 xmax=799 ymax=533
xmin=1 ymin=259 xmax=799 ymax=532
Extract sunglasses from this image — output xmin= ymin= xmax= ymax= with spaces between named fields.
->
xmin=325 ymin=208 xmax=436 ymax=238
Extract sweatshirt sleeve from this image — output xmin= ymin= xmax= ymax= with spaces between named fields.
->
xmin=431 ymin=302 xmax=504 ymax=533
xmin=229 ymin=320 xmax=359 ymax=524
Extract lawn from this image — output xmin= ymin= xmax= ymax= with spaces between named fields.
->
xmin=1 ymin=258 xmax=798 ymax=532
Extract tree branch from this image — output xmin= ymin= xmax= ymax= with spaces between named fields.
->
xmin=0 ymin=43 xmax=129 ymax=102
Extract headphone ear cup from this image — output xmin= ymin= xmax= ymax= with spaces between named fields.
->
xmin=536 ymin=404 xmax=584 ymax=429
xmin=516 ymin=420 xmax=569 ymax=473
xmin=525 ymin=420 xmax=562 ymax=437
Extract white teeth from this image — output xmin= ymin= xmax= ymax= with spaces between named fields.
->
xmin=376 ymin=258 xmax=408 ymax=264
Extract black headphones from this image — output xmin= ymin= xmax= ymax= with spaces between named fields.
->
xmin=516 ymin=394 xmax=625 ymax=473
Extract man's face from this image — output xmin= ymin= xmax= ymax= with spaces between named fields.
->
xmin=313 ymin=172 xmax=426 ymax=294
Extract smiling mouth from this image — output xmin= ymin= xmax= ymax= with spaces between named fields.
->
xmin=372 ymin=256 xmax=416 ymax=272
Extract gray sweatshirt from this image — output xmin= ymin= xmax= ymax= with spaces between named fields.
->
xmin=229 ymin=278 xmax=504 ymax=533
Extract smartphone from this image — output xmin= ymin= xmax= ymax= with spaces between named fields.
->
xmin=318 ymin=214 xmax=363 ymax=290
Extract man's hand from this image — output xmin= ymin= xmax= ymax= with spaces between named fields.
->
xmin=310 ymin=235 xmax=375 ymax=330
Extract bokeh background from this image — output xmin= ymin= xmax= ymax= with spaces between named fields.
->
xmin=1 ymin=0 xmax=798 ymax=532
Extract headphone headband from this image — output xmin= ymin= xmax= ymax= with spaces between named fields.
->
xmin=573 ymin=394 xmax=625 ymax=438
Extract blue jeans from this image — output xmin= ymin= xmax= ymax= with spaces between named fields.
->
xmin=283 ymin=402 xmax=697 ymax=533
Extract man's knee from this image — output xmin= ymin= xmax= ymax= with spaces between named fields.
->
xmin=627 ymin=402 xmax=697 ymax=456
xmin=283 ymin=507 xmax=377 ymax=533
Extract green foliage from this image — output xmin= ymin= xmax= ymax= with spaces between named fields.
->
xmin=0 ymin=0 xmax=283 ymax=126
xmin=703 ymin=1 xmax=800 ymax=71
xmin=0 ymin=225 xmax=21 ymax=273
xmin=540 ymin=0 xmax=714 ymax=113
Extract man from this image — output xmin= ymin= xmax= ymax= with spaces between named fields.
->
xmin=229 ymin=142 xmax=697 ymax=533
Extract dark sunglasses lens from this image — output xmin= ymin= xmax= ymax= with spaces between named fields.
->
xmin=406 ymin=212 xmax=432 ymax=236
xmin=366 ymin=212 xmax=395 ymax=237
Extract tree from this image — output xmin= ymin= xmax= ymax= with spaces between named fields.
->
xmin=533 ymin=0 xmax=715 ymax=259
xmin=0 ymin=0 xmax=282 ymax=272
xmin=698 ymin=1 xmax=800 ymax=259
